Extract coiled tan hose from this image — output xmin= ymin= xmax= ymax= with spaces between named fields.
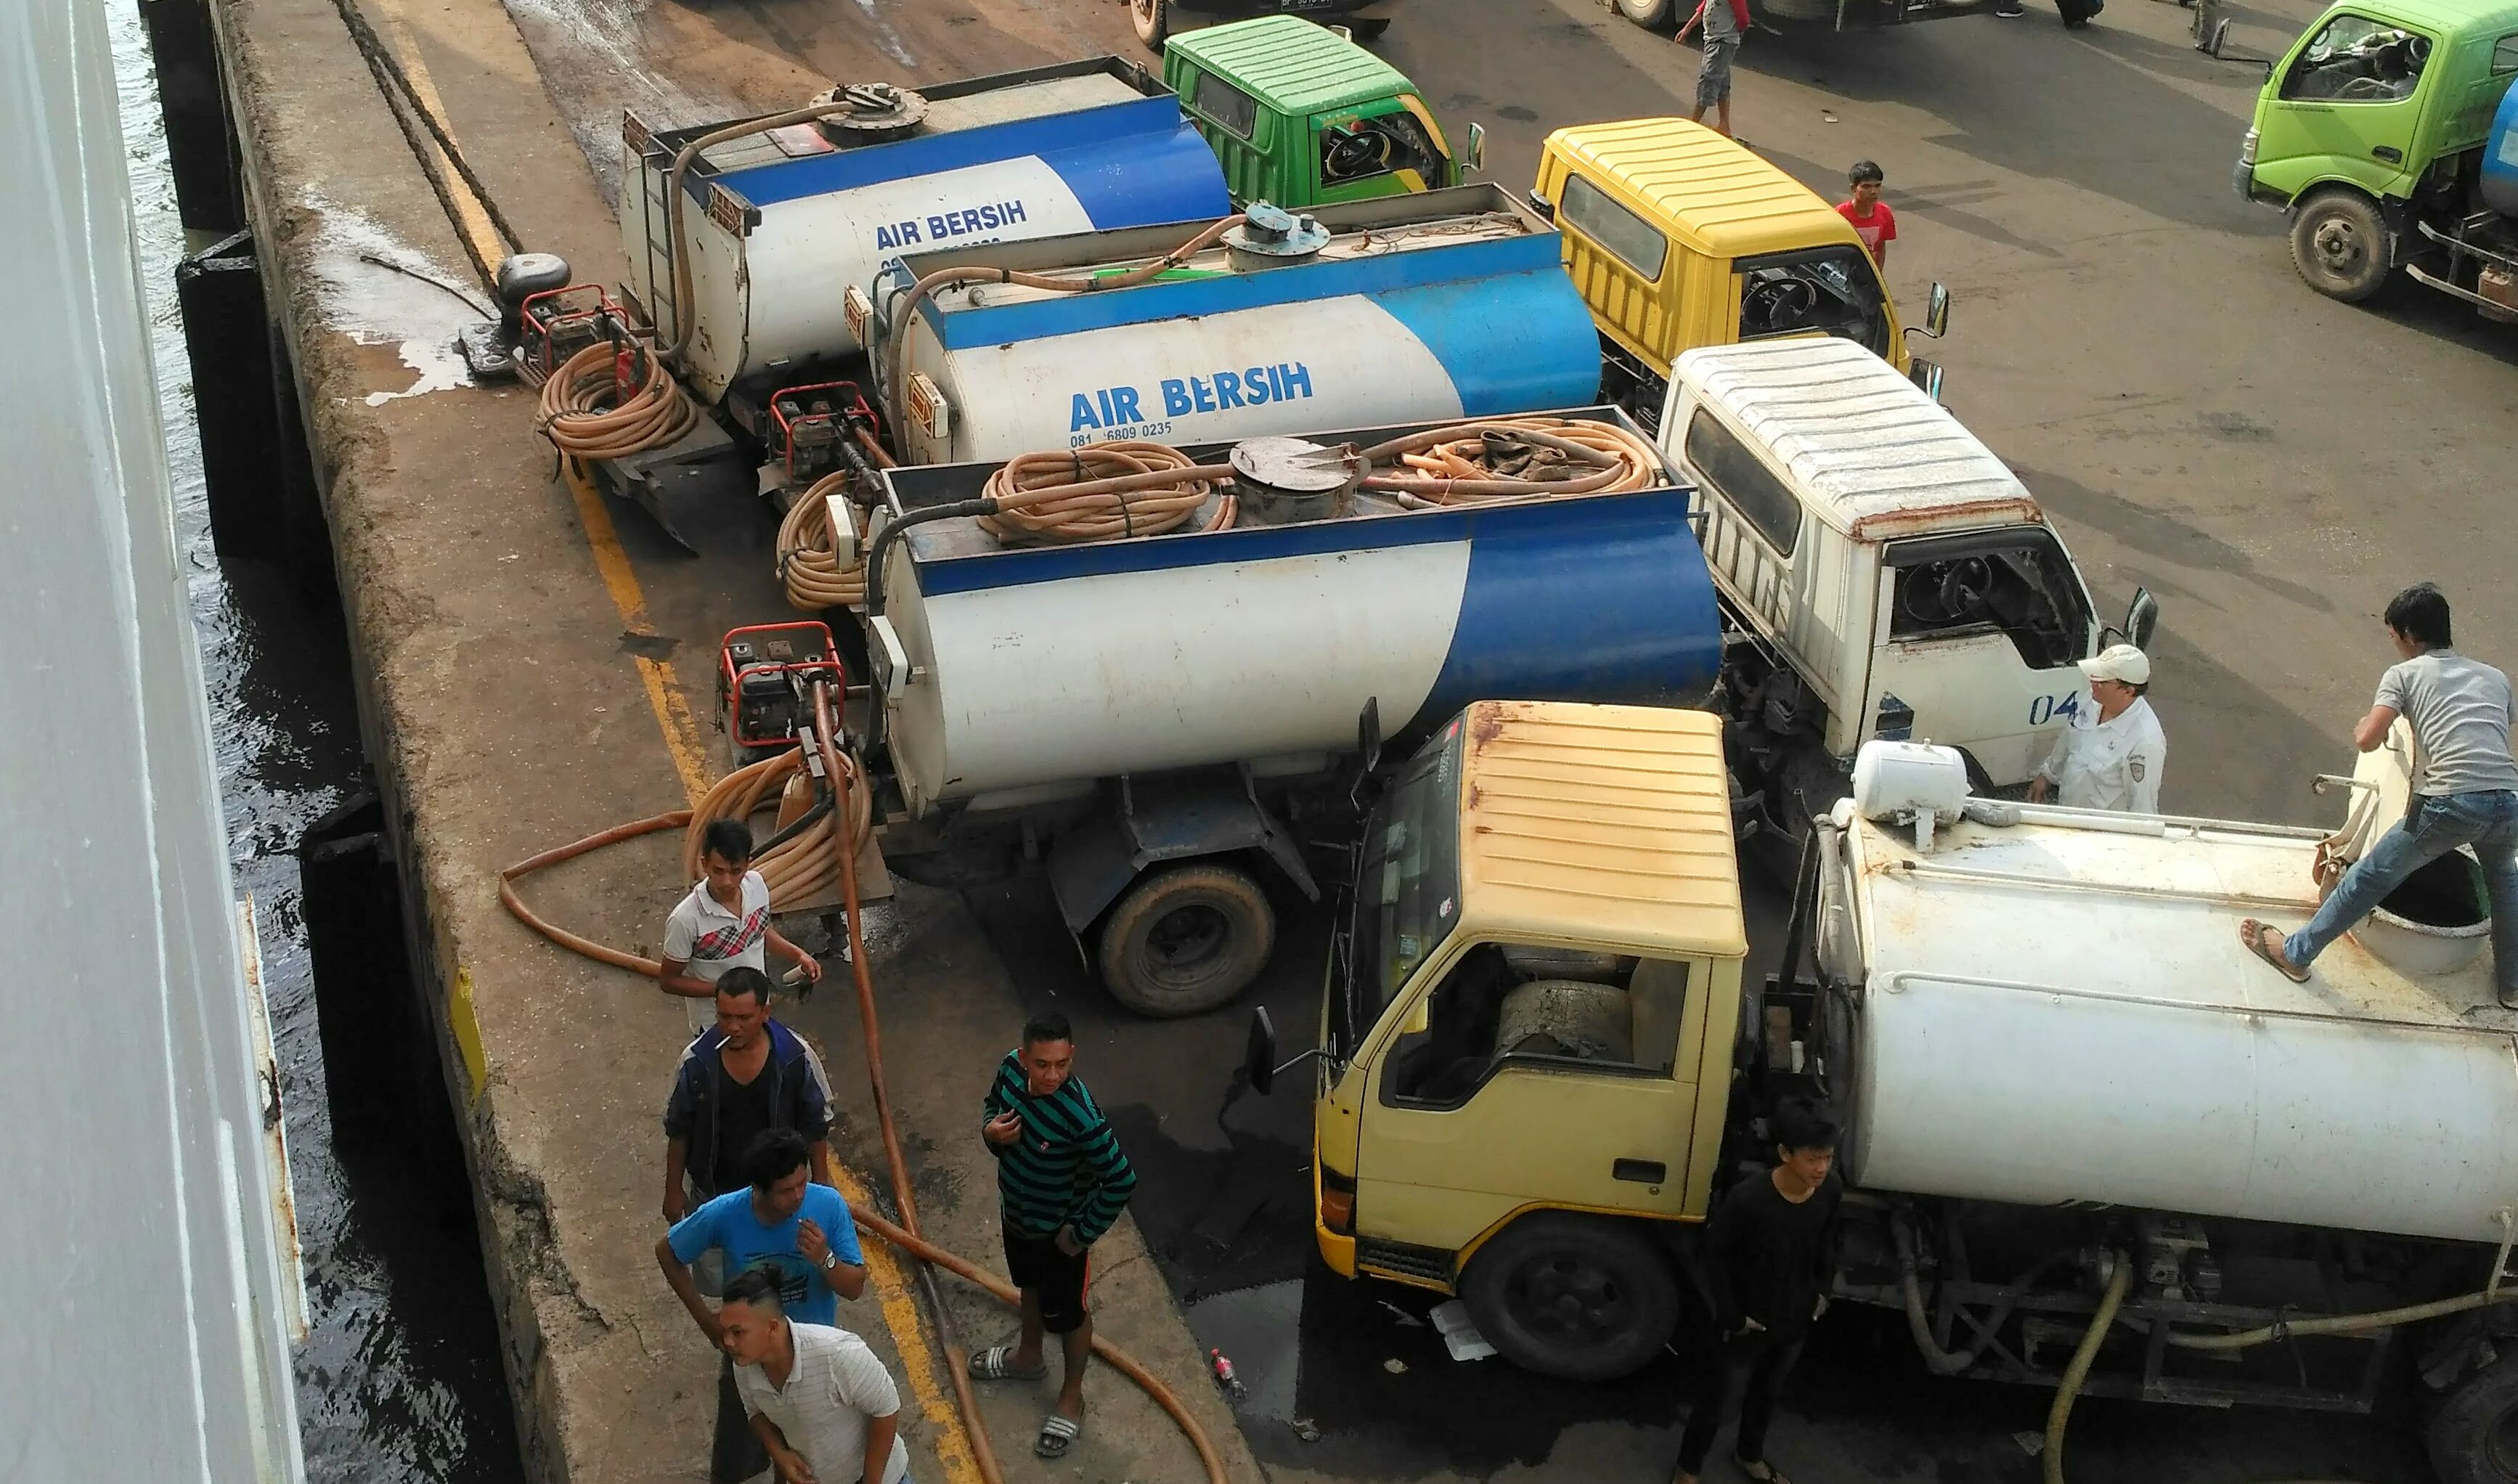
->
xmin=675 ymin=744 xmax=874 ymax=906
xmin=537 ymin=340 xmax=698 ymax=460
xmin=777 ymin=474 xmax=871 ymax=611
xmin=1360 ymin=417 xmax=1664 ymax=506
xmin=979 ymin=441 xmax=1237 ymax=544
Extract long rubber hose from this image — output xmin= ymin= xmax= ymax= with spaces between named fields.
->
xmin=777 ymin=476 xmax=871 ymax=611
xmin=2044 ymin=1250 xmax=2130 ymax=1484
xmin=537 ymin=339 xmax=697 ymax=460
xmin=493 ymin=719 xmax=1230 ymax=1484
xmin=979 ymin=441 xmax=1236 ymax=544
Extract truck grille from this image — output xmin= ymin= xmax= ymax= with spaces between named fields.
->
xmin=1356 ymin=1237 xmax=1456 ymax=1287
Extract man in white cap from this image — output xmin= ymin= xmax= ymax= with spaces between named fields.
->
xmin=2027 ymin=643 xmax=2167 ymax=812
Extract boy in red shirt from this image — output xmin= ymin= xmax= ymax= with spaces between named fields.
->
xmin=1836 ymin=160 xmax=1896 ymax=268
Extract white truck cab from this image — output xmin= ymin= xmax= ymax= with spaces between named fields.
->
xmin=1661 ymin=338 xmax=2154 ymax=807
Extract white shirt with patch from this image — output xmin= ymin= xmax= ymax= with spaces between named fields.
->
xmin=663 ymin=870 xmax=771 ymax=984
xmin=2038 ymin=695 xmax=2167 ymax=812
xmin=736 ymin=1323 xmax=912 ymax=1484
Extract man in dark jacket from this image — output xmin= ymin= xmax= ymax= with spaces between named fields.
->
xmin=659 ymin=967 xmax=839 ymax=1483
xmin=662 ymin=966 xmax=836 ymax=1223
xmin=1675 ymin=1099 xmax=1843 ymax=1484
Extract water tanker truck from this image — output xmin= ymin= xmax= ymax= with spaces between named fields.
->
xmin=616 ymin=59 xmax=1231 ymax=410
xmin=1242 ymin=704 xmax=2518 ymax=1481
xmin=852 ymin=406 xmax=1719 ymax=1016
xmin=852 ymin=184 xmax=1601 ymax=465
xmin=2224 ymin=0 xmax=2518 ymax=319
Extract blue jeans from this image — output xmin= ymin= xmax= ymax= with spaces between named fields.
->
xmin=2284 ymin=789 xmax=2518 ymax=1001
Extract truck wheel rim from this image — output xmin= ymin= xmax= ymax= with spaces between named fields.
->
xmin=1145 ymin=904 xmax=1230 ymax=979
xmin=1508 ymin=1255 xmax=1626 ymax=1342
xmin=2491 ymin=1401 xmax=2518 ymax=1473
xmin=2312 ymin=218 xmax=2363 ymax=274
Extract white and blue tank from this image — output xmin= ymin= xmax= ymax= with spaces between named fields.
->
xmin=868 ymin=411 xmax=1722 ymax=817
xmin=872 ymin=185 xmax=1606 ymax=466
xmin=619 ymin=58 xmax=1230 ymax=405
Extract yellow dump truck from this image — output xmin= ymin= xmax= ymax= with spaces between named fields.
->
xmin=1528 ymin=119 xmax=1949 ymax=428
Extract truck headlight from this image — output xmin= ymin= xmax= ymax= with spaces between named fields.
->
xmin=2239 ymin=127 xmax=2258 ymax=166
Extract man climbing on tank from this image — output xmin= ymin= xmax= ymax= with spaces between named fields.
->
xmin=2245 ymin=583 xmax=2518 ymax=1006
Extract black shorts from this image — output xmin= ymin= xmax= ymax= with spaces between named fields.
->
xmin=1003 ymin=1222 xmax=1091 ymax=1334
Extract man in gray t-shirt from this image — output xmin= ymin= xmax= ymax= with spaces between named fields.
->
xmin=2244 ymin=583 xmax=2518 ymax=1006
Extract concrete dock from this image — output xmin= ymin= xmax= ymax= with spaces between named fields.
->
xmin=187 ymin=0 xmax=2517 ymax=1476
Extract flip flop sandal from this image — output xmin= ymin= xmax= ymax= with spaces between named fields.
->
xmin=966 ymin=1345 xmax=1046 ymax=1382
xmin=2240 ymin=919 xmax=2311 ymax=984
xmin=1735 ymin=1461 xmax=1793 ymax=1484
xmin=1035 ymin=1414 xmax=1081 ymax=1459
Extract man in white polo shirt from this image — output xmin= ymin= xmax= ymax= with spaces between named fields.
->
xmin=719 ymin=1268 xmax=913 ymax=1484
xmin=661 ymin=818 xmax=824 ymax=1000
xmin=2028 ymin=643 xmax=2168 ymax=813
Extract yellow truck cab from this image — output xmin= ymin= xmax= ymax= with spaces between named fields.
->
xmin=1270 ymin=700 xmax=1748 ymax=1379
xmin=1531 ymin=119 xmax=1949 ymax=429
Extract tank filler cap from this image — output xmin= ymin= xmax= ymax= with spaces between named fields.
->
xmin=809 ymin=82 xmax=929 ymax=144
xmin=1229 ymin=437 xmax=1364 ymax=526
xmin=1223 ymin=203 xmax=1331 ymax=270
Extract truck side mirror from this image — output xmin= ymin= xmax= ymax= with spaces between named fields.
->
xmin=1922 ymin=282 xmax=1951 ymax=338
xmin=1244 ymin=1007 xmax=1280 ymax=1095
xmin=2194 ymin=0 xmax=2221 ymax=49
xmin=2124 ymin=587 xmax=2159 ymax=652
xmin=1350 ymin=696 xmax=1383 ymax=812
xmin=1465 ymin=122 xmax=1486 ymax=176
xmin=1909 ymin=358 xmax=1944 ymax=401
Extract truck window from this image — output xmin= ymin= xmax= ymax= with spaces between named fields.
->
xmin=1885 ymin=531 xmax=2095 ymax=670
xmin=1382 ymin=945 xmax=1687 ymax=1109
xmin=1560 ymin=173 xmax=1669 ymax=280
xmin=1319 ymin=113 xmax=1444 ymax=187
xmin=2280 ymin=15 xmax=2432 ymax=102
xmin=1346 ymin=727 xmax=1462 ymax=1043
xmin=1684 ymin=407 xmax=1801 ymax=558
xmin=1735 ymin=245 xmax=1891 ymax=357
xmin=2494 ymin=33 xmax=2518 ymax=71
xmin=1194 ymin=71 xmax=1260 ymax=139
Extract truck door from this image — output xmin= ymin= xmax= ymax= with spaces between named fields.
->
xmin=1862 ymin=529 xmax=2099 ymax=788
xmin=1352 ymin=943 xmax=1706 ymax=1265
xmin=2253 ymin=12 xmax=2433 ymax=200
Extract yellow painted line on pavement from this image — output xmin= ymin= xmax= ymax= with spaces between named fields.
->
xmin=365 ymin=0 xmax=506 ymax=274
xmin=561 ymin=467 xmax=714 ymax=808
xmin=362 ymin=22 xmax=977 ymax=1483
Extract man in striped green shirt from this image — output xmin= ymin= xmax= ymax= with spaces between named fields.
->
xmin=967 ymin=1012 xmax=1138 ymax=1459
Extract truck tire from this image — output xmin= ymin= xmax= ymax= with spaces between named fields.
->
xmin=2290 ymin=189 xmax=2393 ymax=303
xmin=1097 ymin=863 xmax=1274 ymax=1018
xmin=1130 ymin=0 xmax=1168 ymax=48
xmin=1615 ymin=0 xmax=1676 ymax=28
xmin=2428 ymin=1358 xmax=2518 ymax=1484
xmin=1460 ymin=1214 xmax=1679 ymax=1381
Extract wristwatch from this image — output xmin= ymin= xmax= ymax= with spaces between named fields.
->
xmin=820 ymin=1250 xmax=837 ymax=1271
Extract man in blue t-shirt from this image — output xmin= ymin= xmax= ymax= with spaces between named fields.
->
xmin=656 ymin=1128 xmax=865 ymax=1480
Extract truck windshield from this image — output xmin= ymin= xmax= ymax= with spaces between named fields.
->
xmin=1319 ymin=110 xmax=1445 ymax=188
xmin=2281 ymin=15 xmax=2431 ymax=102
xmin=1345 ymin=725 xmax=1464 ymax=1035
xmin=1735 ymin=245 xmax=1891 ymax=357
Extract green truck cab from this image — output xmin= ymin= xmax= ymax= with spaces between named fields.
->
xmin=1163 ymin=15 xmax=1482 ymax=208
xmin=2225 ymin=0 xmax=2518 ymax=310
